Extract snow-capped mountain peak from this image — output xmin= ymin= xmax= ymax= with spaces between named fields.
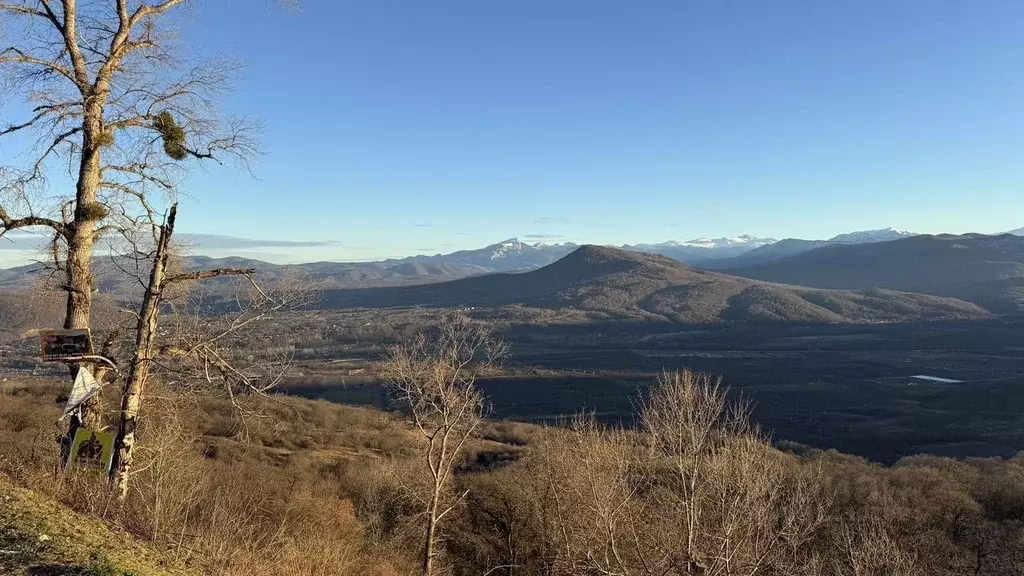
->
xmin=488 ymin=238 xmax=531 ymax=260
xmin=635 ymin=235 xmax=776 ymax=250
xmin=620 ymin=235 xmax=778 ymax=262
xmin=1005 ymin=227 xmax=1024 ymax=236
xmin=680 ymin=235 xmax=777 ymax=249
xmin=828 ymin=228 xmax=916 ymax=244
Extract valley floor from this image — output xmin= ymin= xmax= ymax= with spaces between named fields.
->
xmin=284 ymin=316 xmax=1024 ymax=463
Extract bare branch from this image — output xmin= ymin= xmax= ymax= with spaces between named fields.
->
xmin=129 ymin=0 xmax=187 ymax=26
xmin=0 ymin=2 xmax=49 ymax=19
xmin=0 ymin=46 xmax=77 ymax=83
xmin=0 ymin=207 xmax=67 ymax=237
xmin=60 ymin=0 xmax=92 ymax=90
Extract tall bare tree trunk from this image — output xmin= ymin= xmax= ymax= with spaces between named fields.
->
xmin=61 ymin=111 xmax=103 ymax=456
xmin=65 ymin=104 xmax=103 ymax=331
xmin=111 ymin=204 xmax=176 ymax=499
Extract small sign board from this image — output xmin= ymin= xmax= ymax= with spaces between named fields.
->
xmin=67 ymin=427 xmax=115 ymax=473
xmin=40 ymin=329 xmax=93 ymax=362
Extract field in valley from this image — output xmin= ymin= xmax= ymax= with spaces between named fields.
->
xmin=284 ymin=315 xmax=1024 ymax=463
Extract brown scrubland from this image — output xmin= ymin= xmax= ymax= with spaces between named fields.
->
xmin=4 ymin=364 xmax=1024 ymax=575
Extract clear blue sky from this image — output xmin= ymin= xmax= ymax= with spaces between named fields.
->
xmin=4 ymin=0 xmax=1024 ymax=264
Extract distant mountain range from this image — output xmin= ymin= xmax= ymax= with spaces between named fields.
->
xmin=622 ymin=235 xmax=777 ymax=263
xmin=321 ymin=227 xmax=994 ymax=275
xmin=0 ymin=228 xmax=927 ymax=291
xmin=383 ymin=238 xmax=578 ymax=272
xmin=700 ymin=228 xmax=920 ymax=269
xmin=318 ymin=245 xmax=990 ymax=324
xmin=828 ymin=228 xmax=916 ymax=244
xmin=5 ymin=229 xmax=1024 ymax=327
xmin=722 ymin=233 xmax=1024 ymax=313
xmin=2 ymin=228 xmax=1024 ymax=320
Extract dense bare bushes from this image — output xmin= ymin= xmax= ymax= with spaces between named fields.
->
xmin=6 ymin=371 xmax=1024 ymax=575
xmin=444 ymin=370 xmax=1024 ymax=575
xmin=448 ymin=372 xmax=831 ymax=576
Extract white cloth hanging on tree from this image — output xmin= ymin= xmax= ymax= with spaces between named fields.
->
xmin=60 ymin=366 xmax=101 ymax=421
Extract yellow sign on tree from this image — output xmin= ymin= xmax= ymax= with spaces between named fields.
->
xmin=67 ymin=428 xmax=115 ymax=473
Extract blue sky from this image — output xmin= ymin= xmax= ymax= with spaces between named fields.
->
xmin=2 ymin=0 xmax=1024 ymax=264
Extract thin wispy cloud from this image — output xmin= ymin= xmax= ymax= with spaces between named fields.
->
xmin=179 ymin=233 xmax=342 ymax=250
xmin=523 ymin=233 xmax=566 ymax=240
xmin=533 ymin=216 xmax=613 ymax=228
xmin=1 ymin=232 xmax=343 ymax=253
xmin=533 ymin=216 xmax=570 ymax=225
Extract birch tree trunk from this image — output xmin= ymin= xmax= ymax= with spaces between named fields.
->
xmin=111 ymin=204 xmax=176 ymax=499
xmin=422 ymin=495 xmax=439 ymax=576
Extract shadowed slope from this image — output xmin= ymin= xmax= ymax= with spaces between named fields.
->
xmin=724 ymin=234 xmax=1024 ymax=313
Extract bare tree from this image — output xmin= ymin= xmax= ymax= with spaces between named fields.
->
xmin=109 ymin=202 xmax=316 ymax=498
xmin=639 ymin=370 xmax=828 ymax=576
xmin=515 ymin=370 xmax=829 ymax=576
xmin=1 ymin=0 xmax=260 ymax=332
xmin=0 ymin=1 xmax=263 ymax=455
xmin=381 ymin=314 xmax=508 ymax=576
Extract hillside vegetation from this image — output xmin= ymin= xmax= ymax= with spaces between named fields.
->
xmin=320 ymin=245 xmax=990 ymax=323
xmin=6 ymin=374 xmax=1024 ymax=575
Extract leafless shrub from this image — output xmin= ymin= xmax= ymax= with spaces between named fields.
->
xmin=381 ymin=313 xmax=509 ymax=576
xmin=504 ymin=370 xmax=829 ymax=576
xmin=831 ymin=512 xmax=919 ymax=576
xmin=638 ymin=370 xmax=829 ymax=575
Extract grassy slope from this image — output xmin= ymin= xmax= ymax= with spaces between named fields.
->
xmin=0 ymin=474 xmax=195 ymax=576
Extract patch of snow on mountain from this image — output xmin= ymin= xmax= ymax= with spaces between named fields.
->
xmin=489 ymin=238 xmax=529 ymax=260
xmin=635 ymin=235 xmax=777 ymax=251
xmin=828 ymin=228 xmax=916 ymax=244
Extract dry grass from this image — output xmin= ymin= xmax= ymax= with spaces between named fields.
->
xmin=0 ymin=379 xmax=417 ymax=575
xmin=0 ymin=472 xmax=194 ymax=575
